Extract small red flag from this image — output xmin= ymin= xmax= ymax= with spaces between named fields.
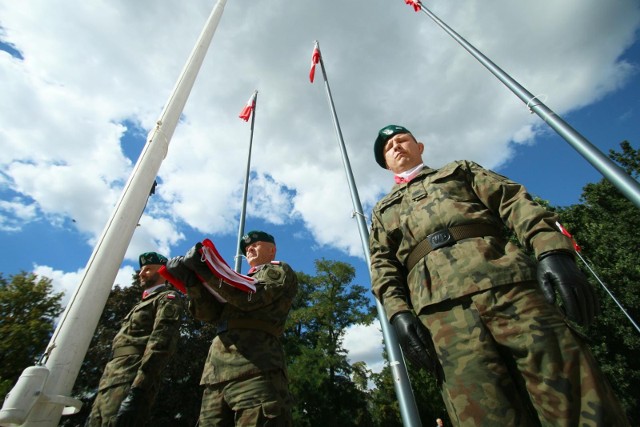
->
xmin=239 ymin=91 xmax=257 ymax=122
xmin=555 ymin=221 xmax=582 ymax=252
xmin=405 ymin=0 xmax=421 ymax=12
xmin=309 ymin=41 xmax=320 ymax=83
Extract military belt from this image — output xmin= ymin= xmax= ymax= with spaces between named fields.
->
xmin=216 ymin=319 xmax=282 ymax=337
xmin=406 ymin=223 xmax=501 ymax=272
xmin=111 ymin=345 xmax=144 ymax=359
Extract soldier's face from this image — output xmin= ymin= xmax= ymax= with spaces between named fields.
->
xmin=383 ymin=133 xmax=424 ymax=173
xmin=138 ymin=264 xmax=162 ymax=288
xmin=245 ymin=241 xmax=276 ymax=267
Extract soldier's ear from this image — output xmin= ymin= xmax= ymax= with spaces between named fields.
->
xmin=417 ymin=142 xmax=425 ymax=155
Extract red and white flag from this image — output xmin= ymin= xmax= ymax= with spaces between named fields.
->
xmin=200 ymin=238 xmax=257 ymax=293
xmin=555 ymin=221 xmax=582 ymax=253
xmin=405 ymin=0 xmax=421 ymax=12
xmin=309 ymin=41 xmax=320 ymax=83
xmin=239 ymin=90 xmax=257 ymax=122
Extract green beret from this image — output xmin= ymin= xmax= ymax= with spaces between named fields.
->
xmin=374 ymin=124 xmax=411 ymax=168
xmin=240 ymin=230 xmax=275 ymax=255
xmin=139 ymin=252 xmax=168 ymax=268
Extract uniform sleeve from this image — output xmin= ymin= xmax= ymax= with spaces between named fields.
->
xmin=370 ymin=207 xmax=412 ymax=321
xmin=131 ymin=291 xmax=183 ymax=390
xmin=186 ymin=283 xmax=225 ymax=323
xmin=210 ymin=263 xmax=298 ymax=311
xmin=466 ymin=161 xmax=574 ymax=257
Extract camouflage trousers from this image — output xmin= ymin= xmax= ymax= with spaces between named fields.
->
xmin=199 ymin=370 xmax=292 ymax=427
xmin=85 ymin=382 xmax=155 ymax=427
xmin=85 ymin=383 xmax=128 ymax=427
xmin=418 ymin=281 xmax=629 ymax=427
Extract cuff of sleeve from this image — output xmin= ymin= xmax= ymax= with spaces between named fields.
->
xmin=531 ymin=232 xmax=575 ymax=259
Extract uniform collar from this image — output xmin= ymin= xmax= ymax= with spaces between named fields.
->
xmin=142 ymin=283 xmax=165 ymax=299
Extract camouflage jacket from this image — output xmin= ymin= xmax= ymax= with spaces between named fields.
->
xmin=369 ymin=161 xmax=574 ymax=320
xmin=97 ymin=285 xmax=183 ymax=392
xmin=187 ymin=261 xmax=298 ymax=385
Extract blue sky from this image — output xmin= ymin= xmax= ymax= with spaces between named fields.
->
xmin=1 ymin=0 xmax=639 ymax=374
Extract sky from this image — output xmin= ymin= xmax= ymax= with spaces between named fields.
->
xmin=1 ymin=0 xmax=639 ymax=377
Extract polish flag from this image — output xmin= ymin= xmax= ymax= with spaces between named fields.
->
xmin=405 ymin=0 xmax=421 ymax=12
xmin=309 ymin=41 xmax=320 ymax=83
xmin=239 ymin=90 xmax=257 ymax=121
xmin=555 ymin=221 xmax=582 ymax=253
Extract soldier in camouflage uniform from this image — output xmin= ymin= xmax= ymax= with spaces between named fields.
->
xmin=369 ymin=125 xmax=629 ymax=426
xmin=86 ymin=252 xmax=184 ymax=427
xmin=164 ymin=230 xmax=298 ymax=427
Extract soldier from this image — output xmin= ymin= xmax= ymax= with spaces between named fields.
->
xmin=369 ymin=125 xmax=629 ymax=426
xmin=86 ymin=252 xmax=184 ymax=427
xmin=164 ymin=230 xmax=298 ymax=427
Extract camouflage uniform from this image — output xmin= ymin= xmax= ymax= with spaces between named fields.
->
xmin=370 ymin=160 xmax=629 ymax=426
xmin=188 ymin=261 xmax=298 ymax=427
xmin=86 ymin=285 xmax=184 ymax=427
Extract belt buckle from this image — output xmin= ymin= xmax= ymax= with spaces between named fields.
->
xmin=427 ymin=228 xmax=455 ymax=250
xmin=216 ymin=320 xmax=228 ymax=334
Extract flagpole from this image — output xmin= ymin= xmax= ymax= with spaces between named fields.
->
xmin=313 ymin=41 xmax=422 ymax=427
xmin=235 ymin=90 xmax=258 ymax=273
xmin=405 ymin=0 xmax=640 ymax=209
xmin=555 ymin=222 xmax=640 ymax=334
xmin=576 ymin=252 xmax=640 ymax=334
xmin=0 ymin=1 xmax=228 ymax=425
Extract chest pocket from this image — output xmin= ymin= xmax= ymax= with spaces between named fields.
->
xmin=130 ymin=298 xmax=155 ymax=332
xmin=377 ymin=191 xmax=405 ymax=245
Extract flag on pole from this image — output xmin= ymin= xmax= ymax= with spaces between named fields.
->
xmin=309 ymin=41 xmax=320 ymax=83
xmin=555 ymin=221 xmax=582 ymax=252
xmin=405 ymin=0 xmax=422 ymax=12
xmin=239 ymin=91 xmax=257 ymax=121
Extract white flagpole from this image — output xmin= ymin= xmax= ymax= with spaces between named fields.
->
xmin=0 ymin=1 xmax=227 ymax=425
xmin=313 ymin=40 xmax=422 ymax=427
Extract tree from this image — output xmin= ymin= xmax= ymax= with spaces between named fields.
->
xmin=557 ymin=140 xmax=640 ymax=424
xmin=369 ymin=353 xmax=449 ymax=427
xmin=0 ymin=272 xmax=63 ymax=400
xmin=285 ymin=259 xmax=375 ymax=427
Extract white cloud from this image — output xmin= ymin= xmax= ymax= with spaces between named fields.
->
xmin=343 ymin=323 xmax=385 ymax=375
xmin=32 ymin=264 xmax=138 ymax=309
xmin=0 ymin=0 xmax=638 ymax=267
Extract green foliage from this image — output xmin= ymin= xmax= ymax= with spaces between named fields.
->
xmin=369 ymin=356 xmax=449 ymax=426
xmin=0 ymin=272 xmax=63 ymax=399
xmin=284 ymin=258 xmax=375 ymax=427
xmin=555 ymin=140 xmax=640 ymax=424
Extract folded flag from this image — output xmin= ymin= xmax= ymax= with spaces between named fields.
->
xmin=200 ymin=239 xmax=257 ymax=293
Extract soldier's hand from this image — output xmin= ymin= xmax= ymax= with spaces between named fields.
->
xmin=164 ymin=256 xmax=201 ymax=288
xmin=537 ymin=251 xmax=599 ymax=327
xmin=115 ymin=387 xmax=147 ymax=427
xmin=391 ymin=312 xmax=438 ymax=373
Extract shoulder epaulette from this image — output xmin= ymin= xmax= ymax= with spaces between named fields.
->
xmin=270 ymin=260 xmax=281 ymax=265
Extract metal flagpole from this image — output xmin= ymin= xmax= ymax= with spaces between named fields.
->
xmin=555 ymin=222 xmax=640 ymax=334
xmin=576 ymin=251 xmax=640 ymax=334
xmin=404 ymin=0 xmax=640 ymax=209
xmin=313 ymin=40 xmax=422 ymax=427
xmin=0 ymin=1 xmax=228 ymax=425
xmin=235 ymin=90 xmax=258 ymax=273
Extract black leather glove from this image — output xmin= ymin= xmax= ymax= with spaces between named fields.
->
xmin=391 ymin=312 xmax=438 ymax=373
xmin=164 ymin=256 xmax=201 ymax=288
xmin=115 ymin=387 xmax=148 ymax=427
xmin=181 ymin=242 xmax=215 ymax=282
xmin=537 ymin=251 xmax=598 ymax=326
